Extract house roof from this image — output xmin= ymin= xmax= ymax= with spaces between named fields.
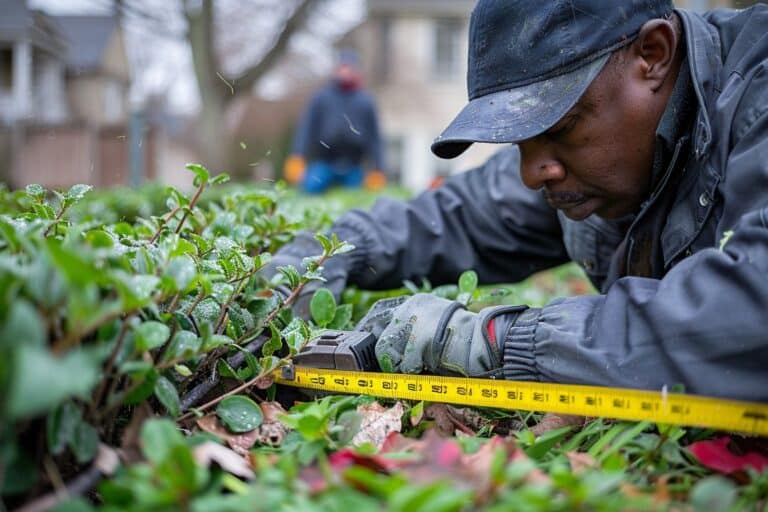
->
xmin=367 ymin=0 xmax=475 ymax=16
xmin=53 ymin=15 xmax=118 ymax=72
xmin=0 ymin=0 xmax=67 ymax=55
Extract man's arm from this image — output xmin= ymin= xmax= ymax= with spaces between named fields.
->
xmin=502 ymin=109 xmax=768 ymax=402
xmin=332 ymin=146 xmax=570 ymax=290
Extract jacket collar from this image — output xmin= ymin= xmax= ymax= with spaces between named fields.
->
xmin=675 ymin=9 xmax=723 ymax=162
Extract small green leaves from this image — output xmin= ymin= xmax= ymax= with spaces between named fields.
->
xmin=65 ymin=184 xmax=93 ymax=205
xmin=277 ymin=265 xmax=301 ymax=290
xmin=262 ymin=322 xmax=283 ymax=358
xmin=310 ymin=288 xmax=336 ymax=327
xmin=216 ymin=395 xmax=264 ymax=433
xmin=185 ymin=163 xmax=210 ymax=187
xmin=25 ymin=184 xmax=46 ymax=201
xmin=134 ymin=321 xmax=170 ymax=352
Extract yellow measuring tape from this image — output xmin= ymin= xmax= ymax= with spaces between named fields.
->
xmin=276 ymin=366 xmax=768 ymax=435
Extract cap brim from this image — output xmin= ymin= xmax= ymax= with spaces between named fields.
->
xmin=431 ymin=54 xmax=610 ymax=159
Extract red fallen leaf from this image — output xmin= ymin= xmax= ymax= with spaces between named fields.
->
xmin=688 ymin=436 xmax=768 ymax=474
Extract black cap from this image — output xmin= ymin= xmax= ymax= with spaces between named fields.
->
xmin=432 ymin=0 xmax=674 ymax=159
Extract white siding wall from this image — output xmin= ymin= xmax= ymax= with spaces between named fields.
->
xmin=369 ymin=16 xmax=497 ymax=191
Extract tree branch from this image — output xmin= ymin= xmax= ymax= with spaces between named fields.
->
xmin=229 ymin=0 xmax=313 ymax=93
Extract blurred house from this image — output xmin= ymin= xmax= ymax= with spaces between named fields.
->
xmin=0 ymin=0 xmax=153 ymax=189
xmin=343 ymin=0 xmax=496 ymax=191
xmin=341 ymin=0 xmax=757 ymax=191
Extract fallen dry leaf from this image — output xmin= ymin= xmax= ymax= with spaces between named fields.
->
xmin=566 ymin=451 xmax=597 ymax=474
xmin=530 ymin=413 xmax=587 ymax=436
xmin=196 ymin=401 xmax=289 ymax=454
xmin=351 ymin=401 xmax=404 ymax=449
xmin=193 ymin=441 xmax=254 ymax=479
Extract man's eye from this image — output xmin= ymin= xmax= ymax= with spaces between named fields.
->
xmin=547 ymin=116 xmax=578 ymax=139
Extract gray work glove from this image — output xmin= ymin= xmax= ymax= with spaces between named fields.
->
xmin=261 ymin=231 xmax=350 ymax=320
xmin=356 ymin=294 xmax=527 ymax=377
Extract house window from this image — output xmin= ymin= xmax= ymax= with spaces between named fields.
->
xmin=432 ymin=18 xmax=463 ymax=80
xmin=0 ymin=48 xmax=13 ymax=91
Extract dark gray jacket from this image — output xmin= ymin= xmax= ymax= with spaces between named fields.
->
xmin=285 ymin=7 xmax=768 ymax=401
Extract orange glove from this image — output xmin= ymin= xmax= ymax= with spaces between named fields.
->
xmin=364 ymin=170 xmax=387 ymax=190
xmin=283 ymin=155 xmax=306 ymax=185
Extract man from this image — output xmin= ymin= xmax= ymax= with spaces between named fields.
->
xmin=284 ymin=49 xmax=387 ymax=193
xmin=269 ymin=0 xmax=768 ymax=401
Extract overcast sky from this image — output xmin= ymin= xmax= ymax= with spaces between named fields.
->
xmin=29 ymin=0 xmax=365 ymax=114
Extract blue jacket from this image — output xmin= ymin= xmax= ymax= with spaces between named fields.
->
xmin=292 ymin=81 xmax=385 ymax=170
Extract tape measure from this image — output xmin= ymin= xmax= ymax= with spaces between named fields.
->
xmin=276 ymin=366 xmax=768 ymax=435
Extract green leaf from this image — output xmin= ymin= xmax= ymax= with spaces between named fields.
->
xmin=140 ymin=418 xmax=184 ymax=464
xmin=315 ymin=233 xmax=332 ymax=254
xmin=25 ymin=183 xmax=46 ymax=200
xmin=211 ymin=173 xmax=231 ymax=185
xmin=458 ymin=270 xmax=478 ymax=294
xmin=202 ymin=334 xmax=233 ymax=352
xmin=690 ymin=476 xmax=737 ymax=511
xmin=185 ymin=163 xmax=210 ymax=187
xmin=65 ymin=184 xmax=93 ymax=204
xmin=217 ymin=359 xmax=239 ymax=379
xmin=174 ymin=364 xmax=192 ymax=377
xmin=163 ymin=255 xmax=196 ymax=292
xmin=123 ymin=368 xmax=158 ymax=405
xmin=46 ymin=401 xmax=81 ymax=455
xmin=7 ymin=346 xmax=100 ymax=420
xmin=69 ymin=420 xmax=99 ymax=464
xmin=0 ymin=299 xmax=46 ymax=349
xmin=163 ymin=330 xmax=201 ymax=361
xmin=217 ymin=395 xmax=264 ymax=433
xmin=310 ymin=288 xmax=336 ymax=327
xmin=262 ymin=323 xmax=283 ymax=358
xmin=328 ymin=303 xmax=353 ymax=329
xmin=134 ymin=321 xmax=170 ymax=352
xmin=154 ymin=376 xmax=181 ymax=417
xmin=85 ymin=229 xmax=114 ymax=248
xmin=276 ymin=265 xmax=301 ymax=289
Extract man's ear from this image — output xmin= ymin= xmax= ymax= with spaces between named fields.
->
xmin=631 ymin=18 xmax=679 ymax=92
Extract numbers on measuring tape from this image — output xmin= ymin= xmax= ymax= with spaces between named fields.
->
xmin=277 ymin=367 xmax=768 ymax=436
xmin=382 ymin=380 xmax=398 ymax=390
xmin=456 ymin=386 xmax=472 ymax=396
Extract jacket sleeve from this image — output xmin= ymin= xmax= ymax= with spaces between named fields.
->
xmin=292 ymin=92 xmax=322 ymax=156
xmin=364 ymin=95 xmax=385 ymax=171
xmin=330 ymin=146 xmax=570 ymax=290
xmin=502 ymin=108 xmax=768 ymax=402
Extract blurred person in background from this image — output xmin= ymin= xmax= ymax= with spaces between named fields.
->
xmin=284 ymin=49 xmax=387 ymax=193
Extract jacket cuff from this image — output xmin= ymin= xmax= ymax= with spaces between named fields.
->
xmin=502 ymin=308 xmax=542 ymax=381
xmin=330 ymin=221 xmax=374 ymax=279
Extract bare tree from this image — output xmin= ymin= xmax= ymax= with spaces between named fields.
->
xmin=183 ymin=0 xmax=314 ymax=172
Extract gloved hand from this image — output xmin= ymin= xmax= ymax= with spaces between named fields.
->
xmin=355 ymin=294 xmax=527 ymax=377
xmin=260 ymin=231 xmax=349 ymax=320
xmin=283 ymin=155 xmax=306 ymax=185
xmin=364 ymin=170 xmax=387 ymax=190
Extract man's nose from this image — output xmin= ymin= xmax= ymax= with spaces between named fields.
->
xmin=518 ymin=141 xmax=566 ymax=190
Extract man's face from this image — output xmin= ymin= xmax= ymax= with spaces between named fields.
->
xmin=516 ymin=55 xmax=661 ymax=221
